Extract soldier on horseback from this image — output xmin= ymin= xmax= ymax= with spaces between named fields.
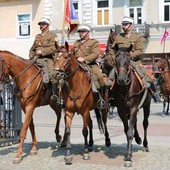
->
xmin=29 ymin=17 xmax=59 ymax=103
xmin=72 ymin=24 xmax=107 ymax=108
xmin=106 ymin=16 xmax=155 ymax=93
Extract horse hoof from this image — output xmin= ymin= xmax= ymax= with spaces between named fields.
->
xmin=83 ymin=153 xmax=90 ymax=160
xmin=56 ymin=135 xmax=62 ymax=143
xmin=124 ymin=161 xmax=132 ymax=167
xmin=143 ymin=147 xmax=149 ymax=152
xmin=105 ymin=138 xmax=111 ymax=147
xmin=30 ymin=150 xmax=38 ymax=155
xmin=60 ymin=142 xmax=67 ymax=148
xmin=64 ymin=155 xmax=73 ymax=165
xmin=13 ymin=157 xmax=22 ymax=164
xmin=135 ymin=137 xmax=142 ymax=145
xmin=88 ymin=147 xmax=93 ymax=152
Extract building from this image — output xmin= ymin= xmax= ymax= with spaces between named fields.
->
xmin=0 ymin=0 xmax=170 ymax=63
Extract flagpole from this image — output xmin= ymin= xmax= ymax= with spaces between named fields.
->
xmin=61 ymin=0 xmax=67 ymax=46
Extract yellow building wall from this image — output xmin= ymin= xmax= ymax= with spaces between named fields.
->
xmin=0 ymin=0 xmax=44 ymax=38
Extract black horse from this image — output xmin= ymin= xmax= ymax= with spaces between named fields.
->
xmin=102 ymin=44 xmax=152 ymax=167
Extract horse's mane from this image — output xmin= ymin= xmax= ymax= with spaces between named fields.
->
xmin=0 ymin=50 xmax=29 ymax=62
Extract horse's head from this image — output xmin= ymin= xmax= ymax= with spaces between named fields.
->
xmin=54 ymin=41 xmax=79 ymax=80
xmin=0 ymin=53 xmax=10 ymax=92
xmin=105 ymin=28 xmax=117 ymax=53
xmin=99 ymin=53 xmax=115 ymax=76
xmin=115 ymin=44 xmax=132 ymax=85
xmin=153 ymin=59 xmax=169 ymax=72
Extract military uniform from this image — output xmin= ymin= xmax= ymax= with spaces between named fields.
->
xmin=110 ymin=32 xmax=144 ymax=63
xmin=29 ymin=31 xmax=58 ymax=84
xmin=73 ymin=38 xmax=105 ymax=86
xmin=108 ymin=32 xmax=154 ymax=89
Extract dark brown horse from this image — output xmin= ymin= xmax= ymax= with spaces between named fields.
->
xmin=154 ymin=58 xmax=170 ymax=115
xmin=102 ymin=44 xmax=152 ymax=167
xmin=53 ymin=42 xmax=111 ymax=164
xmin=0 ymin=51 xmax=62 ymax=163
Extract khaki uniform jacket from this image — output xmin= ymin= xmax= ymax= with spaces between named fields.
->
xmin=73 ymin=38 xmax=100 ymax=65
xmin=110 ymin=32 xmax=144 ymax=63
xmin=29 ymin=31 xmax=57 ymax=59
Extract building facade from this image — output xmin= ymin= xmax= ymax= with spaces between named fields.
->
xmin=0 ymin=0 xmax=170 ymax=62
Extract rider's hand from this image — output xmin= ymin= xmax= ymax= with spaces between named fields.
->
xmin=77 ymin=57 xmax=85 ymax=62
xmin=36 ymin=50 xmax=42 ymax=55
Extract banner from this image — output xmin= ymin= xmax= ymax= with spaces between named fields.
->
xmin=65 ymin=0 xmax=79 ymax=35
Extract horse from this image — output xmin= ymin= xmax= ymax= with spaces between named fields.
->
xmin=154 ymin=58 xmax=170 ymax=115
xmin=53 ymin=42 xmax=111 ymax=164
xmin=105 ymin=28 xmax=117 ymax=54
xmin=0 ymin=50 xmax=62 ymax=164
xmin=102 ymin=44 xmax=152 ymax=167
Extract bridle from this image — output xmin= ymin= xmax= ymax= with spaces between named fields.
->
xmin=55 ymin=50 xmax=79 ymax=80
xmin=115 ymin=51 xmax=132 ymax=85
xmin=0 ymin=56 xmax=10 ymax=84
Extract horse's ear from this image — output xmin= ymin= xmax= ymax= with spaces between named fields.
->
xmin=128 ymin=44 xmax=133 ymax=52
xmin=110 ymin=28 xmax=113 ymax=33
xmin=115 ymin=43 xmax=119 ymax=51
xmin=65 ymin=41 xmax=69 ymax=51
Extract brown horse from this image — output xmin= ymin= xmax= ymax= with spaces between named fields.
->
xmin=0 ymin=51 xmax=62 ymax=163
xmin=154 ymin=58 xmax=170 ymax=115
xmin=53 ymin=42 xmax=111 ymax=164
xmin=102 ymin=44 xmax=152 ymax=167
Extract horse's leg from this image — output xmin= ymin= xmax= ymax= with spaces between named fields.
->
xmin=134 ymin=121 xmax=142 ymax=145
xmin=166 ymin=95 xmax=169 ymax=115
xmin=97 ymin=108 xmax=111 ymax=147
xmin=63 ymin=111 xmax=74 ymax=165
xmin=124 ymin=107 xmax=138 ymax=167
xmin=13 ymin=109 xmax=34 ymax=164
xmin=82 ymin=110 xmax=91 ymax=160
xmin=88 ymin=115 xmax=93 ymax=151
xmin=50 ymin=104 xmax=62 ymax=142
xmin=142 ymin=102 xmax=150 ymax=152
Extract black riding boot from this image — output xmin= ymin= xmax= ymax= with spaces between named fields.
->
xmin=97 ymin=86 xmax=106 ymax=109
xmin=51 ymin=83 xmax=60 ymax=103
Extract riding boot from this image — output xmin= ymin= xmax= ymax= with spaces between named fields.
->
xmin=51 ymin=83 xmax=60 ymax=104
xmin=149 ymin=82 xmax=156 ymax=95
xmin=97 ymin=86 xmax=106 ymax=109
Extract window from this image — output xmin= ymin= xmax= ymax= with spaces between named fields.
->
xmin=164 ymin=0 xmax=170 ymax=21
xmin=17 ymin=14 xmax=30 ymax=37
xmin=128 ymin=0 xmax=142 ymax=24
xmin=73 ymin=1 xmax=78 ymax=19
xmin=97 ymin=0 xmax=109 ymax=26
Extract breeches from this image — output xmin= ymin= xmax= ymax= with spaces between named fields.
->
xmin=91 ymin=65 xmax=106 ymax=86
xmin=41 ymin=58 xmax=58 ymax=84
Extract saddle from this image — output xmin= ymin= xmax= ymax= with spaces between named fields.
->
xmin=79 ymin=63 xmax=100 ymax=93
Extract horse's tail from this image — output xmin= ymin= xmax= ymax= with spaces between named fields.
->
xmin=94 ymin=108 xmax=105 ymax=134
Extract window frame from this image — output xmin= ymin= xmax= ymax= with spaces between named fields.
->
xmin=16 ymin=13 xmax=31 ymax=38
xmin=163 ymin=0 xmax=170 ymax=22
xmin=96 ymin=0 xmax=109 ymax=26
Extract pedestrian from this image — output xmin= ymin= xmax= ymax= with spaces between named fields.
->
xmin=29 ymin=17 xmax=59 ymax=102
xmin=106 ymin=16 xmax=155 ymax=92
xmin=72 ymin=24 xmax=107 ymax=108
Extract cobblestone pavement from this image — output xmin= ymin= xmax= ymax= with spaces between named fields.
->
xmin=0 ymin=102 xmax=170 ymax=170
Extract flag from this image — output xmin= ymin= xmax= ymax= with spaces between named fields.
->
xmin=65 ymin=0 xmax=79 ymax=35
xmin=160 ymin=28 xmax=169 ymax=44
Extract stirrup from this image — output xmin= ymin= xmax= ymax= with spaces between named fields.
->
xmin=51 ymin=95 xmax=60 ymax=104
xmin=97 ymin=98 xmax=106 ymax=109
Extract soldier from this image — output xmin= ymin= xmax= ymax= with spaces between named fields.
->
xmin=29 ymin=17 xmax=59 ymax=102
xmin=106 ymin=16 xmax=155 ymax=92
xmin=72 ymin=24 xmax=106 ymax=108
